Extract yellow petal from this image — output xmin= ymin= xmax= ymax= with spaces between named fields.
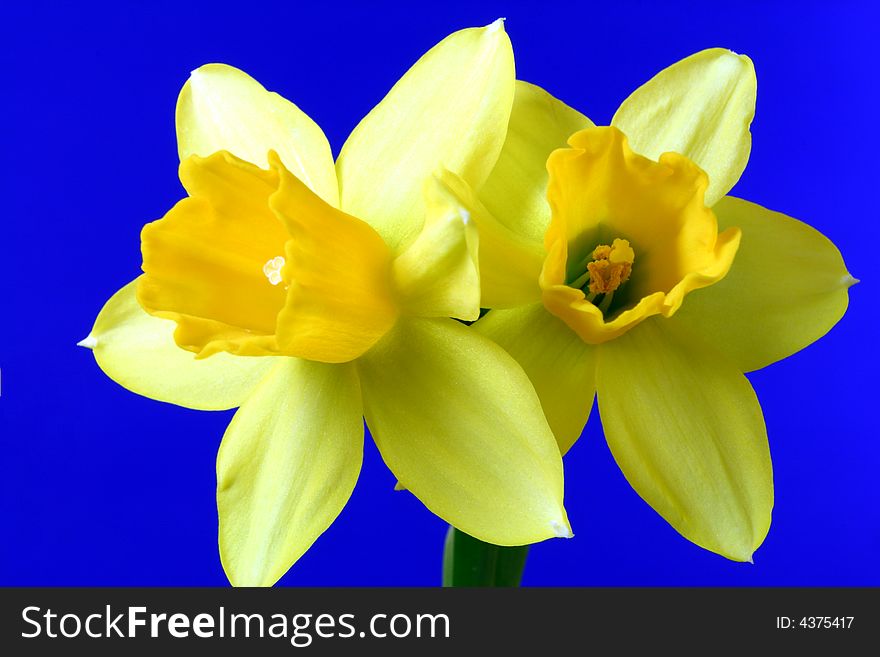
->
xmin=612 ymin=49 xmax=756 ymax=206
xmin=434 ymin=169 xmax=543 ymax=309
xmin=269 ymin=153 xmax=399 ymax=363
xmin=81 ymin=279 xmax=275 ymax=410
xmin=357 ymin=317 xmax=571 ymax=545
xmin=479 ymin=80 xmax=594 ymax=244
xmin=475 ymin=303 xmax=596 ymax=454
xmin=177 ymin=64 xmax=339 ymax=206
xmin=392 ymin=175 xmax=480 ymax=321
xmin=672 ymin=196 xmax=855 ymax=372
xmin=217 ymin=358 xmax=362 ymax=586
xmin=597 ymin=318 xmax=773 ymax=561
xmin=337 ymin=20 xmax=514 ymax=251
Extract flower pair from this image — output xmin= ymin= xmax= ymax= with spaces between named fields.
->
xmin=82 ymin=21 xmax=853 ymax=584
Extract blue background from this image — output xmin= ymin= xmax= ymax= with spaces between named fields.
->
xmin=1 ymin=1 xmax=876 ymax=586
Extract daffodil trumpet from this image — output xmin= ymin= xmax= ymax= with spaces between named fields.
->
xmin=79 ymin=22 xmax=573 ymax=586
xmin=453 ymin=49 xmax=854 ymax=562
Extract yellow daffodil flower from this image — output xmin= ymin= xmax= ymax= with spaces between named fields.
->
xmin=79 ymin=22 xmax=571 ymax=586
xmin=442 ymin=49 xmax=855 ymax=562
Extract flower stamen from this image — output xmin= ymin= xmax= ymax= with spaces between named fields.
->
xmin=586 ymin=238 xmax=634 ymax=295
xmin=262 ymin=256 xmax=286 ymax=286
xmin=568 ymin=237 xmax=635 ymax=315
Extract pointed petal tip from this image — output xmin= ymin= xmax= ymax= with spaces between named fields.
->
xmin=77 ymin=335 xmax=98 ymax=350
xmin=188 ymin=65 xmax=209 ymax=80
xmin=188 ymin=63 xmax=222 ymax=78
xmin=551 ymin=519 xmax=573 ymax=539
xmin=487 ymin=18 xmax=506 ymax=32
xmin=846 ymin=274 xmax=860 ymax=287
xmin=715 ymin=48 xmax=751 ymax=67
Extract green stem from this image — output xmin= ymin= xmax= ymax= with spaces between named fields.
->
xmin=442 ymin=526 xmax=530 ymax=587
